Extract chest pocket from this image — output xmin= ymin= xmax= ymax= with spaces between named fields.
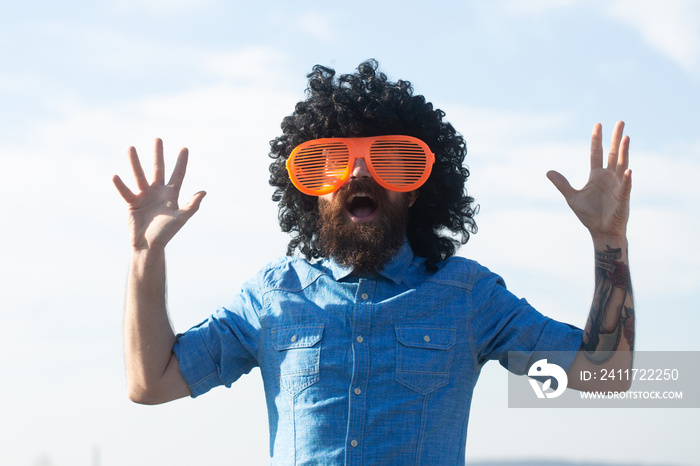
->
xmin=272 ymin=324 xmax=324 ymax=396
xmin=395 ymin=326 xmax=456 ymax=395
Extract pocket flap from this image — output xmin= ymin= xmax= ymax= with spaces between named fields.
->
xmin=273 ymin=324 xmax=325 ymax=350
xmin=395 ymin=326 xmax=456 ymax=350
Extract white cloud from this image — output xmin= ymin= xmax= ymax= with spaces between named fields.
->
xmin=296 ymin=12 xmax=337 ymax=41
xmin=203 ymin=46 xmax=291 ymax=83
xmin=496 ymin=0 xmax=700 ymax=72
xmin=604 ymin=0 xmax=700 ymax=72
xmin=266 ymin=8 xmax=338 ymax=43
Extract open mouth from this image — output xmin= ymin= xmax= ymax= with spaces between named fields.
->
xmin=345 ymin=192 xmax=378 ymax=221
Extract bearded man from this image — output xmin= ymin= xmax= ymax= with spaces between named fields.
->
xmin=113 ymin=60 xmax=634 ymax=465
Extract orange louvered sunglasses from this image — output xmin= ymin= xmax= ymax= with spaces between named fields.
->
xmin=286 ymin=135 xmax=435 ymax=196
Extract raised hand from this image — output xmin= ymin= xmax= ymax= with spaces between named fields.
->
xmin=113 ymin=139 xmax=206 ymax=251
xmin=546 ymin=121 xmax=632 ymax=241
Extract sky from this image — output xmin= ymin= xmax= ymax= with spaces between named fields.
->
xmin=1 ymin=0 xmax=699 ymax=465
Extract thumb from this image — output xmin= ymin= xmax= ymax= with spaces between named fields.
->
xmin=179 ymin=191 xmax=207 ymax=221
xmin=546 ymin=170 xmax=576 ymax=201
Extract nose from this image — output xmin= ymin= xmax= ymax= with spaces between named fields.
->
xmin=350 ymin=157 xmax=371 ymax=180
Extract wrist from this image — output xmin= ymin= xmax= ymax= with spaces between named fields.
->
xmin=130 ymin=246 xmax=165 ymax=266
xmin=591 ymin=233 xmax=628 ymax=249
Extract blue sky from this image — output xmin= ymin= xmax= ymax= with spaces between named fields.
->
xmin=1 ymin=1 xmax=699 ymax=465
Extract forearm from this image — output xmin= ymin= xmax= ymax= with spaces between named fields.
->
xmin=123 ymin=247 xmax=179 ymax=401
xmin=568 ymin=235 xmax=635 ymax=390
xmin=584 ymin=235 xmax=635 ymax=358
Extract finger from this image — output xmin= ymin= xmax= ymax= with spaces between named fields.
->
xmin=112 ymin=174 xmax=136 ymax=203
xmin=606 ymin=121 xmax=625 ymax=170
xmin=616 ymin=135 xmax=630 ymax=180
xmin=546 ymin=170 xmax=577 ymax=203
xmin=619 ymin=168 xmax=632 ymax=203
xmin=168 ymin=147 xmax=189 ymax=189
xmin=153 ymin=138 xmax=165 ymax=185
xmin=129 ymin=146 xmax=150 ymax=192
xmin=590 ymin=123 xmax=603 ymax=169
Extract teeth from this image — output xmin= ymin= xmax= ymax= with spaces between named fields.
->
xmin=348 ymin=192 xmax=373 ymax=201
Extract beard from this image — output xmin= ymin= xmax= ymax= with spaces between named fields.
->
xmin=318 ymin=179 xmax=411 ymax=275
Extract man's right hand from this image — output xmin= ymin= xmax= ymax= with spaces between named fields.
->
xmin=112 ymin=138 xmax=206 ymax=251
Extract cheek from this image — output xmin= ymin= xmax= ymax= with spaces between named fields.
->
xmin=318 ymin=194 xmax=343 ymax=217
xmin=319 ymin=193 xmax=337 ymax=205
xmin=387 ymin=191 xmax=416 ymax=207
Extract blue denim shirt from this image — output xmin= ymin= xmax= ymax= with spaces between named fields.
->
xmin=173 ymin=242 xmax=582 ymax=465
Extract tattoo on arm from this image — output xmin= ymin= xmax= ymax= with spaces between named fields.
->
xmin=583 ymin=246 xmax=635 ymax=364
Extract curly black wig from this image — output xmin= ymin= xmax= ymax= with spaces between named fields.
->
xmin=268 ymin=59 xmax=478 ymax=271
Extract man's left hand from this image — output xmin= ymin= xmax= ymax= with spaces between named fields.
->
xmin=546 ymin=121 xmax=632 ymax=242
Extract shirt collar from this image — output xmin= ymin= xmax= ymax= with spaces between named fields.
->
xmin=322 ymin=240 xmax=414 ymax=284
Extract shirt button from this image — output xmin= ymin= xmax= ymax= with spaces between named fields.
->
xmin=351 ymin=439 xmax=358 ymax=447
xmin=354 ymin=387 xmax=362 ymax=395
xmin=361 ymin=293 xmax=369 ymax=300
xmin=291 ymin=335 xmax=297 ymax=343
xmin=356 ymin=336 xmax=364 ymax=343
xmin=423 ymin=335 xmax=430 ymax=342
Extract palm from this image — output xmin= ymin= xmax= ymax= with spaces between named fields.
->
xmin=547 ymin=121 xmax=631 ymax=240
xmin=127 ymin=183 xmax=186 ymax=249
xmin=113 ymin=139 xmax=206 ymax=250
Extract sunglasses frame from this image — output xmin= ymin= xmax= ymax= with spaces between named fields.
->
xmin=286 ymin=135 xmax=435 ymax=196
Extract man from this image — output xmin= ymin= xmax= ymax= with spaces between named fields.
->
xmin=113 ymin=60 xmax=634 ymax=465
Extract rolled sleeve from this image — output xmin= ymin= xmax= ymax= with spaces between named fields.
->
xmin=173 ymin=327 xmax=225 ymax=398
xmin=471 ymin=266 xmax=583 ymax=374
xmin=173 ymin=276 xmax=264 ymax=398
xmin=503 ymin=318 xmax=583 ymax=375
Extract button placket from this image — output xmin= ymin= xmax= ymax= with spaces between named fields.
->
xmin=346 ymin=279 xmax=374 ymax=465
